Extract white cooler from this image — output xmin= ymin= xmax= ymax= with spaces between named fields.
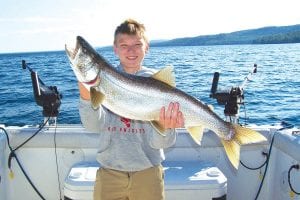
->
xmin=64 ymin=161 xmax=227 ymax=200
xmin=163 ymin=161 xmax=227 ymax=200
xmin=64 ymin=161 xmax=99 ymax=200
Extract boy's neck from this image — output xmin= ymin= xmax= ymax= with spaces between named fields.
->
xmin=123 ymin=65 xmax=142 ymax=74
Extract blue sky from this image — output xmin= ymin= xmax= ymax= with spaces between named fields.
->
xmin=0 ymin=0 xmax=299 ymax=53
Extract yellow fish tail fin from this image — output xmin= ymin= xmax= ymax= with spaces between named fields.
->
xmin=221 ymin=124 xmax=267 ymax=169
xmin=221 ymin=139 xmax=241 ymax=169
xmin=232 ymin=124 xmax=267 ymax=145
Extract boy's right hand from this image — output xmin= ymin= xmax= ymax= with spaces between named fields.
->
xmin=159 ymin=102 xmax=184 ymax=129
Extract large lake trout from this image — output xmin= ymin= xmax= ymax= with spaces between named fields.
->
xmin=65 ymin=36 xmax=266 ymax=169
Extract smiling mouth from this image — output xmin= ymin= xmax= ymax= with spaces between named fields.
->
xmin=127 ymin=56 xmax=138 ymax=60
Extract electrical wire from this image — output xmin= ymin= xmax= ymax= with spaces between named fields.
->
xmin=288 ymin=164 xmax=300 ymax=195
xmin=242 ymin=101 xmax=247 ymax=126
xmin=254 ymin=131 xmax=276 ymax=200
xmin=53 ymin=121 xmax=63 ymax=200
xmin=1 ymin=125 xmax=47 ymax=200
xmin=238 ymin=100 xmax=270 ymax=171
xmin=3 ymin=104 xmax=57 ymax=200
xmin=240 ymin=152 xmax=268 ymax=170
xmin=3 ymin=103 xmax=64 ymax=200
xmin=13 ymin=117 xmax=49 ymax=152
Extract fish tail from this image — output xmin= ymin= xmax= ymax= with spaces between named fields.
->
xmin=221 ymin=139 xmax=241 ymax=169
xmin=221 ymin=124 xmax=267 ymax=169
xmin=232 ymin=124 xmax=267 ymax=145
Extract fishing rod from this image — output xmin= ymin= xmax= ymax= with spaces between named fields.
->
xmin=22 ymin=60 xmax=62 ymax=125
xmin=210 ymin=64 xmax=257 ymax=124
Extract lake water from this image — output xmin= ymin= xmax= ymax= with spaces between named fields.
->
xmin=0 ymin=44 xmax=299 ymax=127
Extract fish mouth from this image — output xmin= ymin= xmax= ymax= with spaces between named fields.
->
xmin=65 ymin=38 xmax=79 ymax=60
xmin=65 ymin=36 xmax=100 ymax=85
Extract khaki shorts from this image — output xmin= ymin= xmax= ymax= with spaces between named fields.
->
xmin=93 ymin=165 xmax=165 ymax=200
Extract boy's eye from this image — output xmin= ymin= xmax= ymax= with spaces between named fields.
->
xmin=118 ymin=43 xmax=143 ymax=51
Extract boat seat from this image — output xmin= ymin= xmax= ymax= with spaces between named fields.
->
xmin=64 ymin=160 xmax=227 ymax=200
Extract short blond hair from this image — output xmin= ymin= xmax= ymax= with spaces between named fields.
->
xmin=114 ymin=19 xmax=148 ymax=44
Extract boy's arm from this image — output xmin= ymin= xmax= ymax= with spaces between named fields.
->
xmin=149 ymin=102 xmax=184 ymax=149
xmin=78 ymin=82 xmax=91 ymax=100
xmin=78 ymin=82 xmax=107 ymax=133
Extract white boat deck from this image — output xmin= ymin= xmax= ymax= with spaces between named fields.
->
xmin=0 ymin=124 xmax=300 ymax=200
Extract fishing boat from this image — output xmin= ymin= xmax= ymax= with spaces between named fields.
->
xmin=0 ymin=62 xmax=299 ymax=200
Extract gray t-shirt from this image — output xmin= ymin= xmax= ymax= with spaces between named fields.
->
xmin=79 ymin=66 xmax=176 ymax=171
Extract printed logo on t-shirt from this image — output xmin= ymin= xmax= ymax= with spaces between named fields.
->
xmin=121 ymin=117 xmax=131 ymax=128
xmin=106 ymin=117 xmax=145 ymax=134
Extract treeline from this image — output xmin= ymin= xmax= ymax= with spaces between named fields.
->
xmin=253 ymin=30 xmax=300 ymax=44
xmin=151 ymin=24 xmax=300 ymax=47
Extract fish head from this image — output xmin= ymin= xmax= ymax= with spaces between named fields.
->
xmin=65 ymin=36 xmax=101 ymax=86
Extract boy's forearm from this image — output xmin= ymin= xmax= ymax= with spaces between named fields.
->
xmin=78 ymin=82 xmax=90 ymax=100
xmin=149 ymin=128 xmax=177 ymax=149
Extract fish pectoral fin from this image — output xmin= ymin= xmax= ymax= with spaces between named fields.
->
xmin=186 ymin=126 xmax=204 ymax=145
xmin=232 ymin=124 xmax=267 ymax=145
xmin=221 ymin=139 xmax=241 ymax=169
xmin=90 ymin=87 xmax=105 ymax=109
xmin=151 ymin=66 xmax=176 ymax=87
xmin=150 ymin=121 xmax=167 ymax=136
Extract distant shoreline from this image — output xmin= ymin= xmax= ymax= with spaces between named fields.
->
xmin=151 ymin=24 xmax=300 ymax=47
xmin=1 ymin=24 xmax=300 ymax=54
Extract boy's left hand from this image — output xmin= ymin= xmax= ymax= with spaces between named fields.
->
xmin=159 ymin=102 xmax=184 ymax=129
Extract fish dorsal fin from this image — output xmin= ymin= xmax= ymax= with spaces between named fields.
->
xmin=90 ymin=87 xmax=105 ymax=109
xmin=207 ymin=104 xmax=214 ymax=111
xmin=152 ymin=66 xmax=176 ymax=87
xmin=186 ymin=126 xmax=204 ymax=145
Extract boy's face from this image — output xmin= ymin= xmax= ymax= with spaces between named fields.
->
xmin=114 ymin=33 xmax=149 ymax=73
